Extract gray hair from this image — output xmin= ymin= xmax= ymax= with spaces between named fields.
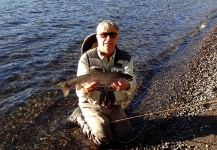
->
xmin=96 ymin=20 xmax=120 ymax=34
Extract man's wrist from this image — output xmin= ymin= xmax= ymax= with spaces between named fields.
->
xmin=82 ymin=87 xmax=88 ymax=93
xmin=76 ymin=85 xmax=88 ymax=94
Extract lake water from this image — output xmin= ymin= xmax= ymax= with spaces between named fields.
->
xmin=1 ymin=0 xmax=217 ymax=116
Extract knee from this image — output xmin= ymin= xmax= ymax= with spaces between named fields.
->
xmin=77 ymin=117 xmax=114 ymax=145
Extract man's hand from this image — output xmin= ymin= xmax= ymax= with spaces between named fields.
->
xmin=82 ymin=82 xmax=99 ymax=93
xmin=111 ymin=78 xmax=130 ymax=91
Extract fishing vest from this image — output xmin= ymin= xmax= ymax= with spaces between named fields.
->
xmin=85 ymin=48 xmax=131 ymax=108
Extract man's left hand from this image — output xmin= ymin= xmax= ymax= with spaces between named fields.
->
xmin=111 ymin=78 xmax=130 ymax=91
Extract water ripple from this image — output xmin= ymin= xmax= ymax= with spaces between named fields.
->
xmin=1 ymin=0 xmax=217 ymax=115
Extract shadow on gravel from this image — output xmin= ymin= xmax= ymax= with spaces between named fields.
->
xmin=100 ymin=115 xmax=217 ymax=149
xmin=125 ymin=69 xmax=154 ymax=113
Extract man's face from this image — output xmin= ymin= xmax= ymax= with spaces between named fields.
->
xmin=96 ymin=26 xmax=119 ymax=55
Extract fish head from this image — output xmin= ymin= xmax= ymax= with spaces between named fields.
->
xmin=120 ymin=73 xmax=133 ymax=81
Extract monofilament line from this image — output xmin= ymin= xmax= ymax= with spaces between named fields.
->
xmin=112 ymin=98 xmax=217 ymax=123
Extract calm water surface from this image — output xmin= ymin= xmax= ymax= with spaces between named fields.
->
xmin=1 ymin=0 xmax=217 ymax=115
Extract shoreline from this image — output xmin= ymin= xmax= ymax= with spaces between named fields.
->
xmin=0 ymin=27 xmax=217 ymax=149
xmin=131 ymin=26 xmax=217 ymax=149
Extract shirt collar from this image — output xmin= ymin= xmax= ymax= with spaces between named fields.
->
xmin=97 ymin=47 xmax=116 ymax=61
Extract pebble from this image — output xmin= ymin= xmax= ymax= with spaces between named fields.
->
xmin=137 ymin=27 xmax=217 ymax=149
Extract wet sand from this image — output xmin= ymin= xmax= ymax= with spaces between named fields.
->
xmin=0 ymin=27 xmax=217 ymax=149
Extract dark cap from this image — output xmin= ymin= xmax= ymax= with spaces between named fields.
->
xmin=81 ymin=33 xmax=98 ymax=54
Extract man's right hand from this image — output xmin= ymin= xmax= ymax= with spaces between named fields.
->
xmin=82 ymin=82 xmax=99 ymax=93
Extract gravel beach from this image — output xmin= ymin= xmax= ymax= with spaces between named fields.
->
xmin=0 ymin=27 xmax=217 ymax=149
xmin=167 ymin=27 xmax=217 ymax=149
xmin=130 ymin=27 xmax=217 ymax=149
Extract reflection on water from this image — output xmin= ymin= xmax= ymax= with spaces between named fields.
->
xmin=0 ymin=0 xmax=217 ymax=116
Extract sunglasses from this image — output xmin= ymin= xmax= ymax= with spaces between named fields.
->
xmin=98 ymin=32 xmax=118 ymax=38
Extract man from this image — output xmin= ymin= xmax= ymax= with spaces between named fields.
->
xmin=68 ymin=20 xmax=137 ymax=145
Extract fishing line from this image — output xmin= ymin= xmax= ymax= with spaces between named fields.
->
xmin=116 ymin=118 xmax=148 ymax=144
xmin=114 ymin=98 xmax=217 ymax=143
xmin=112 ymin=98 xmax=217 ymax=123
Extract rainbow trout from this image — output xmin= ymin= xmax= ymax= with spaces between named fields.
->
xmin=58 ymin=71 xmax=133 ymax=97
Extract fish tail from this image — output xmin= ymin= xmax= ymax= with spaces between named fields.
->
xmin=58 ymin=81 xmax=72 ymax=97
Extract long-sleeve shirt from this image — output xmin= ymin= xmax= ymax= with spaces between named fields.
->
xmin=76 ymin=48 xmax=137 ymax=105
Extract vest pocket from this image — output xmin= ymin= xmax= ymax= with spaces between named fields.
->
xmin=88 ymin=90 xmax=127 ymax=106
xmin=89 ymin=90 xmax=101 ymax=104
xmin=113 ymin=91 xmax=127 ymax=104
